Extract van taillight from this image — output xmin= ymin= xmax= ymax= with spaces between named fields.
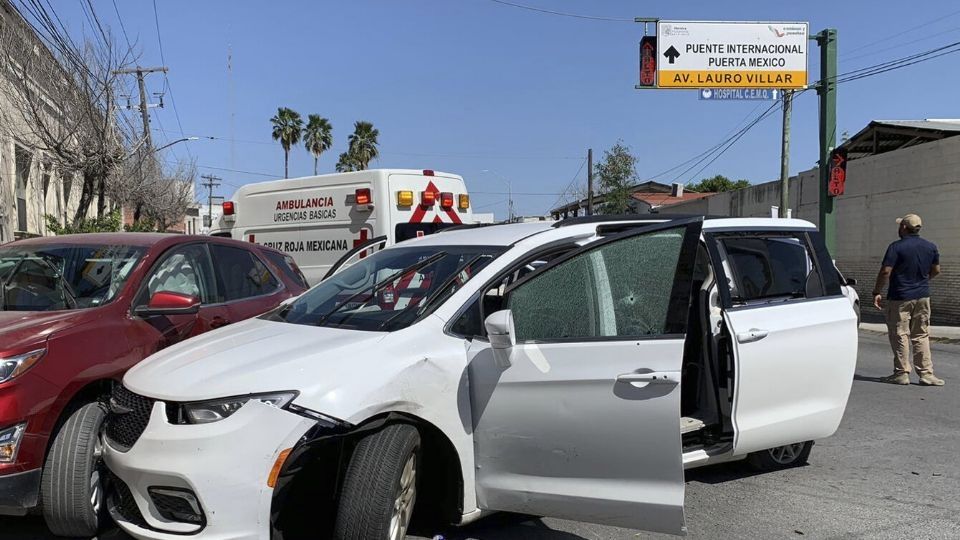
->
xmin=223 ymin=201 xmax=235 ymax=215
xmin=458 ymin=194 xmax=470 ymax=210
xmin=422 ymin=170 xmax=435 ymax=176
xmin=440 ymin=192 xmax=454 ymax=209
xmin=420 ymin=190 xmax=436 ymax=206
xmin=355 ymin=188 xmax=371 ymax=205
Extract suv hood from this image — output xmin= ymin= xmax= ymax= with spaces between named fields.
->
xmin=0 ymin=310 xmax=87 ymax=353
xmin=123 ymin=318 xmax=388 ymax=403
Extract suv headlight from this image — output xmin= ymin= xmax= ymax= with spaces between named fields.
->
xmin=0 ymin=349 xmax=45 ymax=384
xmin=182 ymin=392 xmax=297 ymax=424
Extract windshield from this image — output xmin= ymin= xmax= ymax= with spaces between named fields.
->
xmin=276 ymin=245 xmax=504 ymax=331
xmin=0 ymin=244 xmax=145 ymax=311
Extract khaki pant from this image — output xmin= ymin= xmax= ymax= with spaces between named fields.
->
xmin=885 ymin=297 xmax=933 ymax=375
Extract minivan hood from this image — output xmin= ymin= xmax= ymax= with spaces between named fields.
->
xmin=0 ymin=310 xmax=88 ymax=353
xmin=124 ymin=318 xmax=388 ymax=402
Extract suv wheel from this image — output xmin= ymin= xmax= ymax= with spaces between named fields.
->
xmin=40 ymin=402 xmax=108 ymax=537
xmin=747 ymin=440 xmax=813 ymax=471
xmin=333 ymin=424 xmax=421 ymax=540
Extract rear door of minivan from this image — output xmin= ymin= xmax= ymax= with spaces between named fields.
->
xmin=706 ymin=228 xmax=858 ymax=456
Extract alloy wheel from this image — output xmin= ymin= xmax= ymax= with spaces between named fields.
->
xmin=389 ymin=452 xmax=418 ymax=540
xmin=767 ymin=442 xmax=806 ymax=465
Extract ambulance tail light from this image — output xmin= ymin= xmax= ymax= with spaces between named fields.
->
xmin=354 ymin=188 xmax=372 ymax=207
xmin=440 ymin=192 xmax=454 ymax=209
xmin=422 ymin=169 xmax=435 ymax=176
xmin=223 ymin=201 xmax=235 ymax=215
xmin=458 ymin=194 xmax=470 ymax=210
xmin=420 ymin=190 xmax=436 ymax=207
xmin=397 ymin=190 xmax=414 ymax=207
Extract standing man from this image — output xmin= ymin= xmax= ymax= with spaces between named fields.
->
xmin=872 ymin=214 xmax=944 ymax=386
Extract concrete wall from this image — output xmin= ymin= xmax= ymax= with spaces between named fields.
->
xmin=669 ymin=136 xmax=960 ymax=325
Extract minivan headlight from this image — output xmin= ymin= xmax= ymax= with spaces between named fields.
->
xmin=182 ymin=392 xmax=297 ymax=424
xmin=0 ymin=349 xmax=45 ymax=384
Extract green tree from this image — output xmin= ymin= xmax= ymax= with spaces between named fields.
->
xmin=347 ymin=120 xmax=380 ymax=170
xmin=270 ymin=107 xmax=304 ymax=178
xmin=303 ymin=114 xmax=333 ymax=175
xmin=686 ymin=175 xmax=750 ymax=193
xmin=595 ymin=141 xmax=638 ymax=214
xmin=335 ymin=152 xmax=361 ymax=172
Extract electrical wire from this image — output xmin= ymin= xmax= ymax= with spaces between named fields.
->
xmin=484 ymin=0 xmax=632 ymax=22
xmin=548 ymin=157 xmax=587 ymax=211
xmin=151 ymin=0 xmax=193 ymax=160
xmin=844 ymin=7 xmax=960 ymax=56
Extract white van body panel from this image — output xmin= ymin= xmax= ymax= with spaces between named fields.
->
xmin=214 ymin=169 xmax=472 ymax=285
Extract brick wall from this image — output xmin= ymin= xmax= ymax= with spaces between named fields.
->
xmin=668 ymin=136 xmax=960 ymax=325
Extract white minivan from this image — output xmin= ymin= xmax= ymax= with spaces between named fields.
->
xmin=102 ymin=216 xmax=858 ymax=540
xmin=212 ymin=169 xmax=473 ymax=285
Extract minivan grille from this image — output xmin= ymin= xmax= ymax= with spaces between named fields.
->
xmin=104 ymin=386 xmax=155 ymax=452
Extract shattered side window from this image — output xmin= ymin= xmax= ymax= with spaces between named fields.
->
xmin=508 ymin=230 xmax=683 ymax=342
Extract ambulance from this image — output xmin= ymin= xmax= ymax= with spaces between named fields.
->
xmin=211 ymin=169 xmax=473 ymax=285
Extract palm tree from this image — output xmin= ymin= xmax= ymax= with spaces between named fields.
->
xmin=270 ymin=107 xmax=303 ymax=178
xmin=347 ymin=120 xmax=380 ymax=170
xmin=302 ymin=115 xmax=333 ymax=175
xmin=335 ymin=152 xmax=361 ymax=173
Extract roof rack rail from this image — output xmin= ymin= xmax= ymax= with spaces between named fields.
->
xmin=437 ymin=222 xmax=506 ymax=234
xmin=552 ymin=213 xmax=710 ymax=228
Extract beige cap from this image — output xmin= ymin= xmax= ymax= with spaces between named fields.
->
xmin=896 ymin=214 xmax=922 ymax=230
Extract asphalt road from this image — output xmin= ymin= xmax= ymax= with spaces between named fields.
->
xmin=4 ymin=332 xmax=958 ymax=540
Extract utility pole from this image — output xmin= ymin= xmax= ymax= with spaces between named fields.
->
xmin=587 ymin=148 xmax=594 ymax=215
xmin=112 ymin=66 xmax=168 ymax=150
xmin=815 ymin=29 xmax=838 ymax=252
xmin=200 ymin=174 xmax=221 ymax=230
xmin=779 ymin=90 xmax=793 ymax=218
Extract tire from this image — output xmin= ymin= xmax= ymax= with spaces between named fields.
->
xmin=41 ymin=402 xmax=108 ymax=537
xmin=333 ymin=424 xmax=421 ymax=540
xmin=746 ymin=440 xmax=814 ymax=472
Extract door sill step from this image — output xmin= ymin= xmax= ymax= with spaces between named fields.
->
xmin=681 ymin=416 xmax=706 ymax=434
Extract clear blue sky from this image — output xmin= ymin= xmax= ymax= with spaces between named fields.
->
xmin=48 ymin=1 xmax=960 ymax=219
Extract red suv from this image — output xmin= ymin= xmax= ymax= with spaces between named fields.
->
xmin=0 ymin=233 xmax=308 ymax=536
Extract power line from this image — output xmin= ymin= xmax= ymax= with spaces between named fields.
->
xmin=484 ymin=0 xmax=632 ymax=22
xmin=110 ymin=0 xmax=131 ymax=50
xmin=150 ymin=0 xmax=192 ymax=160
xmin=844 ymin=8 xmax=960 ymax=56
xmin=548 ymin=158 xmax=587 ymax=211
xmin=833 ymin=41 xmax=960 ymax=84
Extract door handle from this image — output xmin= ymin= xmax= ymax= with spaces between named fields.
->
xmin=616 ymin=371 xmax=680 ymax=385
xmin=736 ymin=328 xmax=769 ymax=344
xmin=211 ymin=316 xmax=231 ymax=329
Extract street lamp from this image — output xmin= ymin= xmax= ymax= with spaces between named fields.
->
xmin=481 ymin=169 xmax=514 ymax=222
xmin=153 ymin=136 xmax=199 ymax=153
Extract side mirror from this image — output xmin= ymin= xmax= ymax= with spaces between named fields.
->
xmin=846 ymin=277 xmax=858 ymax=286
xmin=484 ymin=309 xmax=515 ymax=369
xmin=135 ymin=291 xmax=201 ymax=317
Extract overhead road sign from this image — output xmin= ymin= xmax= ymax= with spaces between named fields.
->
xmin=699 ymin=88 xmax=781 ymax=100
xmin=657 ymin=21 xmax=808 ymax=89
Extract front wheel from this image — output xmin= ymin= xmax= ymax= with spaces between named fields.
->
xmin=40 ymin=402 xmax=108 ymax=537
xmin=747 ymin=440 xmax=814 ymax=471
xmin=333 ymin=424 xmax=421 ymax=540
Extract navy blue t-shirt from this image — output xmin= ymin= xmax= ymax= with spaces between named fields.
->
xmin=882 ymin=234 xmax=940 ymax=300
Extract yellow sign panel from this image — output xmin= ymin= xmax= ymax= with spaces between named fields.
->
xmin=657 ymin=70 xmax=806 ymax=89
xmin=655 ymin=21 xmax=809 ymax=90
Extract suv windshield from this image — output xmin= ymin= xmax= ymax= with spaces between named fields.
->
xmin=276 ymin=245 xmax=504 ymax=331
xmin=0 ymin=244 xmax=145 ymax=311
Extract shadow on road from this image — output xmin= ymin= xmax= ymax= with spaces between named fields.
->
xmin=415 ymin=513 xmax=592 ymax=540
xmin=853 ymin=373 xmax=899 ymax=384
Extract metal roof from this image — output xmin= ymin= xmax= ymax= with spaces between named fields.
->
xmin=841 ymin=120 xmax=960 ymax=160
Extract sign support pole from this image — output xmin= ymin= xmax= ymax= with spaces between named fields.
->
xmin=815 ymin=28 xmax=838 ymax=252
xmin=779 ymin=90 xmax=793 ymax=218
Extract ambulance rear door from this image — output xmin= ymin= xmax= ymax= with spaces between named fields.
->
xmin=388 ymin=171 xmax=472 ymax=242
